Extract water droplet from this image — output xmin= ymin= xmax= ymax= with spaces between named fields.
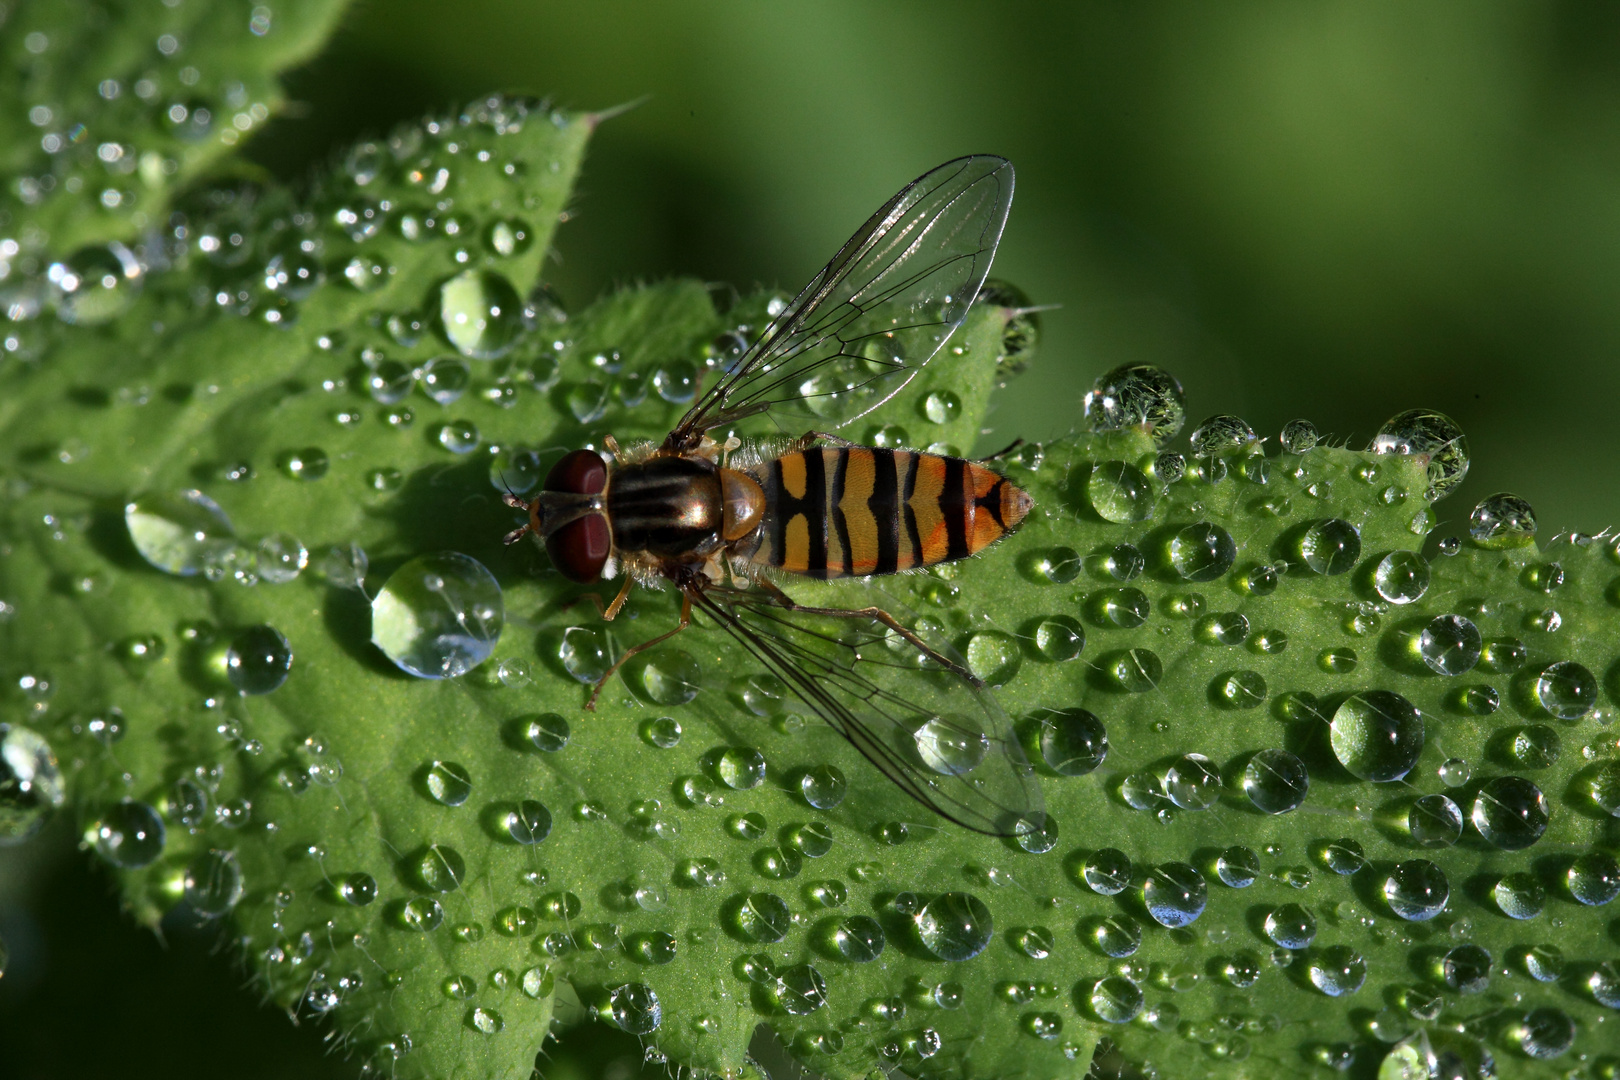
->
xmin=414 ymin=844 xmax=465 ymax=891
xmin=1440 ymin=943 xmax=1491 ymax=993
xmin=275 ymin=447 xmax=330 ymax=481
xmin=1318 ymin=647 xmax=1358 ymax=674
xmin=1033 ymin=707 xmax=1107 ymax=776
xmin=1083 ymin=364 xmax=1186 ymax=445
xmin=1383 ymin=859 xmax=1449 ymax=921
xmin=733 ymin=892 xmax=791 ymax=943
xmin=1414 ymin=614 xmax=1481 ymax=676
xmin=714 ymin=746 xmax=766 ymax=789
xmin=225 ymin=625 xmax=293 ymax=694
xmin=965 ymin=631 xmax=1021 ymax=685
xmin=419 ymin=355 xmax=471 ymax=404
xmin=1143 ymin=863 xmax=1206 ymax=927
xmin=1168 ymin=523 xmax=1236 ymax=581
xmin=912 ymin=892 xmax=993 ymax=961
xmin=1370 ymin=410 xmax=1468 ymax=500
xmin=505 ymin=800 xmax=552 ymax=845
xmin=1198 ymin=612 xmax=1248 ymax=646
xmin=1299 ymin=519 xmax=1361 ymax=575
xmin=630 ymin=649 xmax=700 ymax=706
xmin=1241 ymin=564 xmax=1280 ymax=596
xmin=1319 ymin=838 xmax=1366 ymax=876
xmin=1091 ymin=914 xmax=1142 ymax=957
xmin=1242 ymin=749 xmax=1308 ymax=814
xmin=1438 ymin=758 xmax=1471 ymax=787
xmin=1279 ymin=419 xmax=1318 ymax=453
xmin=1519 ymin=943 xmax=1563 ymax=982
xmin=484 ymin=217 xmax=532 ymax=257
xmin=1164 ymin=754 xmax=1219 ymax=810
xmin=1088 ymin=976 xmax=1144 ymax=1023
xmin=1308 ymin=946 xmax=1367 ymax=997
xmin=1470 ymin=492 xmax=1535 ymax=548
xmin=1106 ymin=648 xmax=1162 ymax=692
xmin=1481 ymin=637 xmax=1528 ymax=672
xmin=1086 ymin=461 xmax=1156 ymax=523
xmin=434 ymin=420 xmax=481 ymax=454
xmin=125 ymin=489 xmax=240 ymax=577
xmin=0 ymin=725 xmax=64 ymax=841
xmin=1534 ymin=660 xmax=1596 ymax=719
xmin=340 ymin=872 xmax=377 ymax=906
xmin=1492 ymin=872 xmax=1546 ymax=919
xmin=1471 ymin=776 xmax=1548 ymax=850
xmin=401 ymin=896 xmax=444 ymax=931
xmin=423 ymin=760 xmax=472 ymax=806
xmin=1407 ymin=794 xmax=1462 ymax=847
xmin=439 ymin=268 xmax=525 ymax=359
xmin=51 ymin=242 xmax=142 ymax=324
xmin=1083 ymin=849 xmax=1131 ymax=895
xmin=1372 ymin=551 xmax=1429 ymax=604
xmin=797 ymin=765 xmax=846 ymax=809
xmin=921 ymin=389 xmax=961 ymax=425
xmin=1189 ymin=415 xmax=1256 ymax=455
xmin=631 ymin=716 xmax=680 ymax=750
xmin=364 ymin=360 xmax=414 ymax=404
xmin=1330 ymin=690 xmax=1423 ymax=782
xmin=913 ymin=718 xmax=988 ymax=776
xmin=372 ymin=552 xmax=503 ymax=678
xmin=827 ymin=916 xmax=885 ymax=961
xmin=727 ymin=812 xmax=766 ymax=840
xmin=1087 ymin=587 xmax=1150 ymax=628
xmin=1456 ymin=684 xmax=1500 ymax=716
xmin=1263 ymin=903 xmax=1316 ymax=949
xmin=1216 ymin=846 xmax=1260 ymax=888
xmin=1518 ymin=1007 xmax=1576 ymax=1059
xmin=90 ymin=799 xmax=165 ymax=867
xmin=166 ymin=777 xmax=209 ymax=830
xmin=1589 ymin=962 xmax=1620 ymax=1008
xmin=515 ymin=712 xmax=569 ymax=753
xmin=183 ymin=849 xmax=244 ymax=916
xmin=1216 ymin=669 xmax=1267 ymax=709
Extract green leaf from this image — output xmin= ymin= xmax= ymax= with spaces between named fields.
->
xmin=1 ymin=0 xmax=351 ymax=256
xmin=3 ymin=97 xmax=1619 ymax=1080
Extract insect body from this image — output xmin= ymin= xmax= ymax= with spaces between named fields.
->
xmin=505 ymin=155 xmax=1044 ymax=835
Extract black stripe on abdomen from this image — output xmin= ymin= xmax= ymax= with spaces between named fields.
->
xmin=871 ymin=447 xmax=899 ymax=576
xmin=942 ymin=455 xmax=970 ymax=561
xmin=902 ymin=451 xmax=922 ymax=568
xmin=802 ymin=448 xmax=829 ymax=578
xmin=830 ymin=448 xmax=853 ymax=577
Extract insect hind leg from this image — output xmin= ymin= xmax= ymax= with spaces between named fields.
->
xmin=746 ymin=578 xmax=983 ymax=688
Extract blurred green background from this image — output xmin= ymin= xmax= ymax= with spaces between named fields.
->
xmin=8 ymin=1 xmax=1620 ymax=1076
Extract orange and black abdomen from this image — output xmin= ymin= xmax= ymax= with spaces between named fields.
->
xmin=751 ymin=447 xmax=1033 ymax=579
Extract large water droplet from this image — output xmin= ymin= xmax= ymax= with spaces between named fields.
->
xmin=1471 ymin=775 xmax=1548 ymax=850
xmin=1263 ymin=903 xmax=1316 ymax=949
xmin=1308 ymin=946 xmax=1366 ymax=997
xmin=1279 ymin=419 xmax=1318 ymax=453
xmin=1106 ymin=647 xmax=1162 ymax=692
xmin=400 ymin=896 xmax=444 ymax=931
xmin=90 ymin=799 xmax=165 ymax=867
xmin=798 ymin=765 xmax=846 ymax=809
xmin=608 ymin=983 xmax=662 ymax=1033
xmin=1242 ymin=749 xmax=1308 ymax=814
xmin=1142 ymin=863 xmax=1206 ymax=927
xmin=183 ymin=849 xmax=244 ymax=916
xmin=1083 ymin=849 xmax=1131 ymax=895
xmin=1383 ymin=859 xmax=1449 ymax=921
xmin=439 ymin=269 xmax=526 ymax=359
xmin=1330 ymin=690 xmax=1423 ymax=782
xmin=1215 ymin=846 xmax=1259 ymax=888
xmin=1088 ymin=976 xmax=1144 ymax=1023
xmin=506 ymin=800 xmax=552 ymax=845
xmin=1518 ymin=1007 xmax=1576 ymax=1060
xmin=1083 ymin=364 xmax=1185 ymax=445
xmin=1033 ymin=707 xmax=1107 ymax=776
xmin=828 ymin=916 xmax=885 ymax=962
xmin=1440 ymin=943 xmax=1491 ymax=993
xmin=914 ymin=717 xmax=989 ymax=776
xmin=372 ymin=552 xmax=504 ymax=678
xmin=225 ymin=625 xmax=293 ymax=694
xmin=630 ymin=649 xmax=700 ymax=706
xmin=1168 ymin=523 xmax=1236 ymax=581
xmin=732 ymin=892 xmax=791 ymax=943
xmin=1298 ymin=519 xmax=1361 ymax=575
xmin=1533 ymin=661 xmax=1596 ymax=719
xmin=0 ymin=725 xmax=64 ymax=841
xmin=1407 ymin=794 xmax=1463 ymax=847
xmin=1163 ymin=754 xmax=1219 ymax=810
xmin=1372 ymin=550 xmax=1429 ymax=604
xmin=421 ymin=355 xmax=471 ymax=403
xmin=1371 ymin=409 xmax=1469 ymax=500
xmin=425 ymin=760 xmax=472 ymax=806
xmin=913 ymin=892 xmax=992 ymax=960
xmin=1417 ymin=615 xmax=1481 ymax=675
xmin=125 ymin=490 xmax=235 ymax=576
xmin=1492 ymin=872 xmax=1545 ymax=919
xmin=1092 ymin=914 xmax=1142 ymax=957
xmin=1188 ymin=415 xmax=1256 ymax=456
xmin=1086 ymin=461 xmax=1156 ymax=523
xmin=340 ymin=872 xmax=378 ymax=906
xmin=714 ymin=746 xmax=766 ymax=790
xmin=1470 ymin=492 xmax=1535 ymax=548
xmin=1087 ymin=587 xmax=1150 ymax=628
xmin=414 ymin=844 xmax=465 ymax=891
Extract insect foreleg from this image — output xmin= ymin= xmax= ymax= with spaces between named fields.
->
xmin=789 ymin=430 xmax=858 ymax=452
xmin=584 ymin=591 xmax=695 ymax=711
xmin=979 ymin=437 xmax=1025 ymax=462
xmin=748 ymin=578 xmax=983 ymax=688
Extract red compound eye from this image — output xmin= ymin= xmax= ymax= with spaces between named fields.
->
xmin=546 ymin=514 xmax=611 ymax=583
xmin=544 ymin=449 xmax=607 ymax=495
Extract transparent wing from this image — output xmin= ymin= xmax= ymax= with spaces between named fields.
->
xmin=684 ymin=583 xmax=1043 ymax=836
xmin=671 ymin=155 xmax=1014 ymax=444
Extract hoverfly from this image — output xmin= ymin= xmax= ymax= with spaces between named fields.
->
xmin=504 ymin=155 xmax=1043 ymax=835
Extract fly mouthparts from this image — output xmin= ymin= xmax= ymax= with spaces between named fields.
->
xmin=502 ymin=525 xmax=529 ymax=546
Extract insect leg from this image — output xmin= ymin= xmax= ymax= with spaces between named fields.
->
xmin=788 ymin=430 xmax=858 ymax=452
xmin=602 ymin=575 xmax=636 ymax=620
xmin=584 ymin=591 xmax=695 ymax=711
xmin=746 ymin=578 xmax=983 ymax=688
xmin=979 ymin=437 xmax=1025 ymax=462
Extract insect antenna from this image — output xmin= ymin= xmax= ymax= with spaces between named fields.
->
xmin=499 ymin=473 xmax=535 ymax=545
